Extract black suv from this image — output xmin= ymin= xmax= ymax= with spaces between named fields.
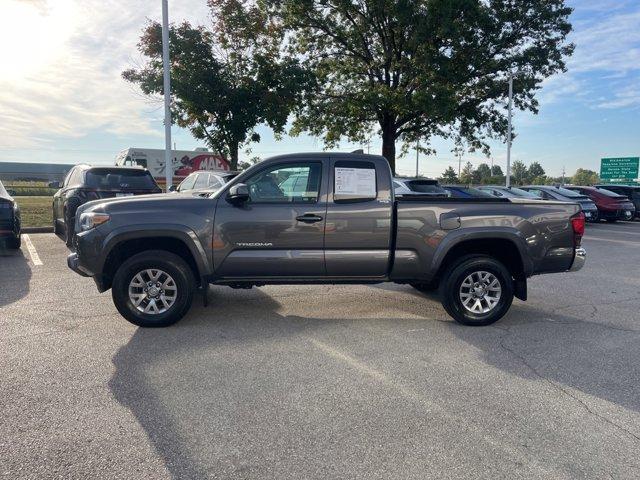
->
xmin=52 ymin=165 xmax=161 ymax=246
xmin=594 ymin=184 xmax=640 ymax=219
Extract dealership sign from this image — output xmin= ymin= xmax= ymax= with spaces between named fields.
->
xmin=600 ymin=157 xmax=640 ymax=185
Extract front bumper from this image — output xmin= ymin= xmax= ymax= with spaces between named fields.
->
xmin=569 ymin=247 xmax=586 ymax=272
xmin=67 ymin=252 xmax=92 ymax=277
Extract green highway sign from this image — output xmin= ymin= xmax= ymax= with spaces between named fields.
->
xmin=600 ymin=157 xmax=640 ymax=185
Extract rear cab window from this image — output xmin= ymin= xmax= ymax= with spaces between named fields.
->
xmin=333 ymin=160 xmax=377 ymax=202
xmin=85 ymin=169 xmax=159 ymax=190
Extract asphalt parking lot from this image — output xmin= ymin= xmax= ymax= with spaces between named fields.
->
xmin=1 ymin=223 xmax=640 ymax=479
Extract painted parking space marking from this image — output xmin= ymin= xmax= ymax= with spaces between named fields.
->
xmin=23 ymin=234 xmax=43 ymax=266
xmin=584 ymin=236 xmax=640 ymax=246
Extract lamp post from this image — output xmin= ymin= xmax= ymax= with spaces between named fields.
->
xmin=162 ymin=0 xmax=172 ymax=191
xmin=506 ymin=72 xmax=513 ymax=188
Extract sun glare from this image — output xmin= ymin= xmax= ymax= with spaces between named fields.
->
xmin=0 ymin=0 xmax=74 ymax=80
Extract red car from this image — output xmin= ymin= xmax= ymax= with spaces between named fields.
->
xmin=565 ymin=186 xmax=635 ymax=222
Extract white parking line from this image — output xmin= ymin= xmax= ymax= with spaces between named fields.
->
xmin=584 ymin=236 xmax=640 ymax=246
xmin=23 ymin=234 xmax=43 ymax=266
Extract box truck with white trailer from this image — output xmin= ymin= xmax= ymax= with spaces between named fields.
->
xmin=115 ymin=148 xmax=230 ymax=186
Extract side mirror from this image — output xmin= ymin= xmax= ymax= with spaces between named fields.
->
xmin=227 ymin=183 xmax=250 ymax=204
xmin=48 ymin=181 xmax=61 ymax=189
xmin=168 ymin=184 xmax=177 ymax=192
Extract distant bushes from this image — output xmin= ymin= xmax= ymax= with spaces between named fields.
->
xmin=4 ymin=181 xmax=57 ymax=197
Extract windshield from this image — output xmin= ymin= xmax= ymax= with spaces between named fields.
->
xmin=460 ymin=187 xmax=495 ymax=197
xmin=555 ymin=187 xmax=585 ymax=198
xmin=85 ymin=169 xmax=159 ymax=190
xmin=597 ymin=188 xmax=625 ymax=198
xmin=509 ymin=187 xmax=541 ymax=198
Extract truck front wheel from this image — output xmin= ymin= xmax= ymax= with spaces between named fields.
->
xmin=439 ymin=256 xmax=514 ymax=326
xmin=111 ymin=250 xmax=195 ymax=328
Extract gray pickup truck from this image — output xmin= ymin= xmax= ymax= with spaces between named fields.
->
xmin=68 ymin=152 xmax=586 ymax=328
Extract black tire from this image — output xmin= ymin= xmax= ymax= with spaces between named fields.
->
xmin=111 ymin=250 xmax=195 ymax=328
xmin=64 ymin=215 xmax=74 ymax=247
xmin=410 ymin=281 xmax=437 ymax=293
xmin=8 ymin=233 xmax=21 ymax=250
xmin=439 ymin=255 xmax=514 ymax=326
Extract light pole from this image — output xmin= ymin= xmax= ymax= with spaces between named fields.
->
xmin=506 ymin=72 xmax=513 ymax=188
xmin=415 ymin=140 xmax=419 ymax=177
xmin=162 ymin=0 xmax=172 ymax=191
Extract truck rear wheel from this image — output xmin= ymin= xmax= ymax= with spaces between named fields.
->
xmin=112 ymin=250 xmax=195 ymax=328
xmin=439 ymin=255 xmax=514 ymax=326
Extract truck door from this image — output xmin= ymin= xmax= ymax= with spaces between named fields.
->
xmin=324 ymin=158 xmax=393 ymax=277
xmin=213 ymin=160 xmax=327 ymax=278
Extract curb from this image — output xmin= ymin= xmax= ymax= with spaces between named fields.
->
xmin=23 ymin=226 xmax=54 ymax=234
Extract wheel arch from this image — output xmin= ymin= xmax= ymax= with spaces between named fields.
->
xmin=431 ymin=231 xmax=531 ymax=288
xmin=99 ymin=226 xmax=210 ymax=291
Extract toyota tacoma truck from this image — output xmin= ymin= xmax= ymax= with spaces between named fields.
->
xmin=67 ymin=152 xmax=586 ymax=328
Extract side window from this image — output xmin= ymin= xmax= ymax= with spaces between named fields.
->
xmin=193 ymin=173 xmax=210 ymax=190
xmin=245 ymin=163 xmax=322 ymax=204
xmin=63 ymin=168 xmax=75 ymax=188
xmin=178 ymin=174 xmax=197 ymax=191
xmin=208 ymin=176 xmax=223 ymax=188
xmin=69 ymin=169 xmax=83 ymax=187
xmin=333 ymin=160 xmax=377 ymax=202
xmin=528 ymin=189 xmax=545 ymax=199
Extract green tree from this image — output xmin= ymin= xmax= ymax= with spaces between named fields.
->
xmin=572 ymin=168 xmax=599 ymax=185
xmin=528 ymin=161 xmax=546 ymax=178
xmin=460 ymin=162 xmax=476 ymax=184
xmin=511 ymin=160 xmax=529 ymax=185
xmin=491 ymin=165 xmax=504 ymax=176
xmin=440 ymin=166 xmax=459 ymax=184
xmin=123 ymin=3 xmax=310 ymax=169
xmin=277 ymin=0 xmax=573 ymax=173
xmin=476 ymin=163 xmax=492 ymax=183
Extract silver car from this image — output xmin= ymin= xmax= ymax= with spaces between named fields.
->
xmin=477 ymin=185 xmax=542 ymax=199
xmin=172 ymin=171 xmax=239 ymax=196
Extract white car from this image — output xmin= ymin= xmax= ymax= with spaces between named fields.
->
xmin=171 ymin=171 xmax=239 ymax=196
xmin=393 ymin=178 xmax=448 ymax=196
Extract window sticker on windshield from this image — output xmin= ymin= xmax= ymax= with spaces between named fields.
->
xmin=335 ymin=167 xmax=376 ymax=197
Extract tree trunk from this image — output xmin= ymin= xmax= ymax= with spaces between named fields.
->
xmin=381 ymin=122 xmax=397 ymax=175
xmin=229 ymin=141 xmax=239 ymax=171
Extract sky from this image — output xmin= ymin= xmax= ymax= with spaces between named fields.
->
xmin=0 ymin=0 xmax=638 ymax=178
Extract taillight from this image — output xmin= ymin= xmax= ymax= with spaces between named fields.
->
xmin=571 ymin=211 xmax=585 ymax=246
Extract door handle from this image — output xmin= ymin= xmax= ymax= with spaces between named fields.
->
xmin=296 ymin=214 xmax=323 ymax=223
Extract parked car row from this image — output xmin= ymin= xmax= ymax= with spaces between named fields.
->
xmin=393 ymin=177 xmax=637 ymax=223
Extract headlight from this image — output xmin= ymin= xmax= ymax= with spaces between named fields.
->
xmin=79 ymin=212 xmax=110 ymax=231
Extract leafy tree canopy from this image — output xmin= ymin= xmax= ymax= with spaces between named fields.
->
xmin=123 ymin=1 xmax=311 ymax=169
xmin=441 ymin=166 xmax=459 ymax=184
xmin=274 ymin=0 xmax=573 ymax=173
xmin=572 ymin=168 xmax=600 ymax=186
xmin=528 ymin=161 xmax=546 ymax=178
xmin=511 ymin=160 xmax=529 ymax=185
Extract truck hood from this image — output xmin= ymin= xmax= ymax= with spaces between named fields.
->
xmin=79 ymin=192 xmax=212 ymax=215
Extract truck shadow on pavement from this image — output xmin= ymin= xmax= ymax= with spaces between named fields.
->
xmin=109 ymin=285 xmax=640 ymax=479
xmin=399 ymin=283 xmax=640 ymax=413
xmin=449 ymin=301 xmax=640 ymax=415
xmin=0 ymin=248 xmax=31 ymax=308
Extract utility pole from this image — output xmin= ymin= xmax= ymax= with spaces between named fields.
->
xmin=161 ymin=0 xmax=172 ymax=191
xmin=415 ymin=140 xmax=420 ymax=177
xmin=506 ymin=72 xmax=513 ymax=188
xmin=457 ymin=151 xmax=462 ymax=179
